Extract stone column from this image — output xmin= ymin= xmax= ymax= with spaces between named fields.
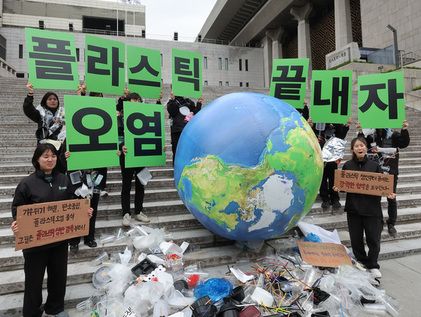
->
xmin=290 ymin=2 xmax=313 ymax=71
xmin=262 ymin=33 xmax=273 ymax=88
xmin=267 ymin=27 xmax=284 ymax=59
xmin=334 ymin=0 xmax=353 ymax=49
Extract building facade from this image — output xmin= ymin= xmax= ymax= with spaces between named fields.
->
xmin=0 ymin=0 xmax=265 ymax=88
xmin=199 ymin=0 xmax=421 ymax=86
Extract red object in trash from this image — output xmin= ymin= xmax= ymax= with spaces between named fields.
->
xmin=186 ymin=274 xmax=200 ymax=288
xmin=239 ymin=305 xmax=261 ymax=317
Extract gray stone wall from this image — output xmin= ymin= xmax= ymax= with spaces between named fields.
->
xmin=361 ymin=0 xmax=421 ymax=56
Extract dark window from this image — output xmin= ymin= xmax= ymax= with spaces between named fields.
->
xmin=218 ymin=57 xmax=222 ymax=70
xmin=16 ymin=72 xmax=25 ymax=78
xmin=174 ymin=32 xmax=178 ymax=41
xmin=19 ymin=44 xmax=23 ymax=59
xmin=142 ymin=30 xmax=146 ymax=38
xmin=246 ymin=82 xmax=249 ymax=87
xmin=39 ymin=20 xmax=44 ymax=29
xmin=240 ymin=82 xmax=243 ymax=87
xmin=69 ymin=23 xmax=74 ymax=31
xmin=245 ymin=59 xmax=249 ymax=71
xmin=219 ymin=81 xmax=222 ymax=86
xmin=76 ymin=48 xmax=80 ymax=62
xmin=239 ymin=59 xmax=242 ymax=71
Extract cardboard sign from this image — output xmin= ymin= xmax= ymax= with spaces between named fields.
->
xmin=334 ymin=169 xmax=394 ymax=196
xmin=172 ymin=48 xmax=203 ymax=98
xmin=85 ymin=35 xmax=125 ymax=95
xmin=65 ymin=95 xmax=119 ymax=170
xmin=357 ymin=71 xmax=406 ymax=128
xmin=269 ymin=58 xmax=309 ymax=109
xmin=310 ymin=70 xmax=352 ymax=124
xmin=123 ymin=101 xmax=166 ymax=168
xmin=25 ymin=28 xmax=79 ymax=90
xmin=15 ymin=199 xmax=90 ymax=251
xmin=297 ymin=241 xmax=352 ymax=268
xmin=127 ymin=46 xmax=162 ymax=99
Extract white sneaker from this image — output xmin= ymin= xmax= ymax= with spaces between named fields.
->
xmin=369 ymin=268 xmax=382 ymax=279
xmin=122 ymin=213 xmax=131 ymax=227
xmin=100 ymin=190 xmax=108 ymax=197
xmin=135 ymin=212 xmax=150 ymax=223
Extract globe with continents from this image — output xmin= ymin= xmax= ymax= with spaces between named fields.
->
xmin=174 ymin=92 xmax=323 ymax=241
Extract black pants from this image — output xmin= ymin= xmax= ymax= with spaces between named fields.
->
xmin=121 ymin=167 xmax=144 ymax=216
xmin=347 ymin=212 xmax=383 ymax=269
xmin=320 ymin=161 xmax=340 ymax=204
xmin=70 ymin=192 xmax=100 ymax=245
xmin=23 ymin=243 xmax=68 ymax=317
xmin=171 ymin=131 xmax=182 ymax=165
xmin=387 ymin=175 xmax=398 ymax=226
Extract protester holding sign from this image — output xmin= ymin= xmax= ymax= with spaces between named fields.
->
xmin=10 ymin=143 xmax=92 ymax=317
xmin=334 ymin=137 xmax=396 ymax=281
xmin=167 ymin=92 xmax=203 ymax=164
xmin=319 ymin=120 xmax=351 ymax=211
xmin=117 ymin=92 xmax=150 ymax=227
xmin=357 ymin=120 xmax=410 ymax=237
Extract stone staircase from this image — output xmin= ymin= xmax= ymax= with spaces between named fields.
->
xmin=0 ymin=77 xmax=421 ymax=315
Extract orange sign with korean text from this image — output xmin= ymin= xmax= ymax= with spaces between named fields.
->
xmin=297 ymin=241 xmax=352 ymax=268
xmin=15 ymin=199 xmax=90 ymax=251
xmin=334 ymin=169 xmax=394 ymax=196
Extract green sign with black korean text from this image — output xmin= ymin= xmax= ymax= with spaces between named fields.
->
xmin=310 ymin=70 xmax=352 ymax=124
xmin=123 ymin=101 xmax=166 ymax=168
xmin=171 ymin=48 xmax=203 ymax=98
xmin=358 ymin=71 xmax=406 ymax=128
xmin=65 ymin=95 xmax=119 ymax=170
xmin=85 ymin=35 xmax=125 ymax=95
xmin=269 ymin=58 xmax=309 ymax=109
xmin=25 ymin=28 xmax=79 ymax=90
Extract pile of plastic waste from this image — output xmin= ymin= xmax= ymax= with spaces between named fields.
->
xmin=75 ymin=223 xmax=399 ymax=317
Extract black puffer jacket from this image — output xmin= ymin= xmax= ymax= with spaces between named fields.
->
xmin=167 ymin=96 xmax=201 ymax=133
xmin=342 ymin=156 xmax=383 ymax=217
xmin=12 ymin=170 xmax=75 ymax=252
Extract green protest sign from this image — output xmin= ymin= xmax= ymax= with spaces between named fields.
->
xmin=310 ymin=70 xmax=352 ymax=124
xmin=172 ymin=48 xmax=202 ymax=98
xmin=269 ymin=58 xmax=309 ymax=109
xmin=65 ymin=95 xmax=119 ymax=170
xmin=123 ymin=101 xmax=166 ymax=168
xmin=25 ymin=28 xmax=79 ymax=90
xmin=127 ymin=46 xmax=162 ymax=99
xmin=358 ymin=71 xmax=406 ymax=128
xmin=85 ymin=35 xmax=125 ymax=95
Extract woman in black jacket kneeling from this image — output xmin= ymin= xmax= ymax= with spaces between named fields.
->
xmin=10 ymin=143 xmax=91 ymax=317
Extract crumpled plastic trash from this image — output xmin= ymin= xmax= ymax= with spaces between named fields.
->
xmin=133 ymin=228 xmax=166 ymax=250
xmin=107 ymin=264 xmax=134 ymax=297
xmin=119 ymin=247 xmax=132 ymax=265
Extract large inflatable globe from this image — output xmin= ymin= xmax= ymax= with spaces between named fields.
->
xmin=174 ymin=93 xmax=323 ymax=241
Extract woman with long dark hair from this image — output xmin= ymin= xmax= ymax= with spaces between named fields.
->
xmin=23 ymin=83 xmax=65 ymax=143
xmin=335 ymin=137 xmax=396 ymax=281
xmin=11 ymin=143 xmax=92 ymax=317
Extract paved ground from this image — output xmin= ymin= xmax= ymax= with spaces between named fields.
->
xmin=380 ymin=253 xmax=421 ymax=316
